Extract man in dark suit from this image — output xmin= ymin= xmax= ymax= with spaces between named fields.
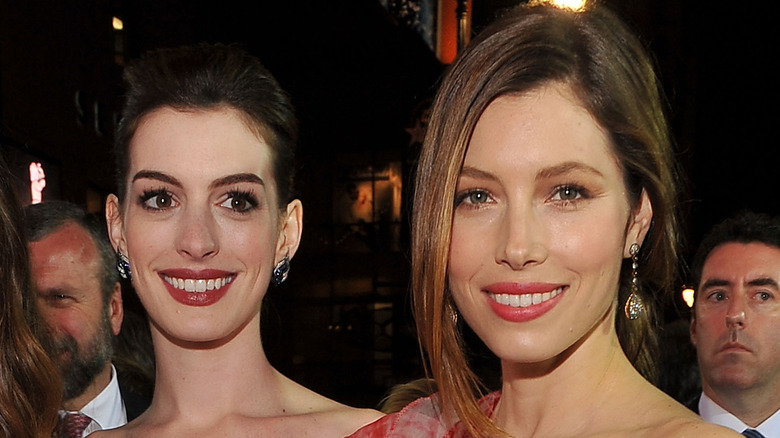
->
xmin=25 ymin=201 xmax=151 ymax=436
xmin=689 ymin=211 xmax=780 ymax=437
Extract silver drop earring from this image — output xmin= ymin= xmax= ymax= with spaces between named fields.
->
xmin=273 ymin=255 xmax=291 ymax=286
xmin=624 ymin=243 xmax=644 ymax=320
xmin=116 ymin=251 xmax=132 ymax=281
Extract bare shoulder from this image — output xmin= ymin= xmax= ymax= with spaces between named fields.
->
xmin=280 ymin=377 xmax=384 ymax=436
xmin=291 ymin=389 xmax=384 ymax=436
xmin=312 ymin=403 xmax=385 ymax=437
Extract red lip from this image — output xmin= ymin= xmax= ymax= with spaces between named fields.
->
xmin=483 ymin=283 xmax=566 ymax=323
xmin=159 ymin=269 xmax=234 ymax=307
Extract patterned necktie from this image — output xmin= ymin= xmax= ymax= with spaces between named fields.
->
xmin=61 ymin=412 xmax=92 ymax=438
xmin=742 ymin=429 xmax=765 ymax=438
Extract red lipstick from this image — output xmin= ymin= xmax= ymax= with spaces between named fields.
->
xmin=160 ymin=269 xmax=234 ymax=307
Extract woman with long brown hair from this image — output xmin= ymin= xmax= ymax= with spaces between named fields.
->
xmin=351 ymin=2 xmax=739 ymax=437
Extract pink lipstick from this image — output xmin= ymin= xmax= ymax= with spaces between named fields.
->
xmin=484 ymin=282 xmax=566 ymax=322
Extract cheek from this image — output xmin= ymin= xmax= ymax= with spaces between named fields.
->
xmin=42 ymin=308 xmax=94 ymax=340
xmin=448 ymin=226 xmax=486 ymax=285
xmin=693 ymin=310 xmax=723 ymax=340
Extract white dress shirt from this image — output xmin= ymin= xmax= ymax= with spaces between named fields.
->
xmin=61 ymin=364 xmax=128 ymax=437
xmin=699 ymin=392 xmax=780 ymax=437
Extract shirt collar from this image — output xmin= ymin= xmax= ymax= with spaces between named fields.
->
xmin=61 ymin=364 xmax=127 ymax=435
xmin=699 ymin=392 xmax=780 ymax=436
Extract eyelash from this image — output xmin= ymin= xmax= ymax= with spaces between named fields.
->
xmin=221 ymin=189 xmax=259 ymax=213
xmin=549 ymin=184 xmax=591 ymax=205
xmin=137 ymin=188 xmax=260 ymax=213
xmin=139 ymin=188 xmax=175 ymax=211
xmin=454 ymin=189 xmax=493 ymax=209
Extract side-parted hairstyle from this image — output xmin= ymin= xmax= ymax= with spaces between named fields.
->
xmin=691 ymin=211 xmax=780 ymax=294
xmin=0 ymin=156 xmax=61 ymax=438
xmin=411 ymin=2 xmax=680 ymax=436
xmin=114 ymin=42 xmax=298 ymax=208
xmin=24 ymin=200 xmax=119 ymax=306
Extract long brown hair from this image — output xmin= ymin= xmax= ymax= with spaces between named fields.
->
xmin=412 ymin=2 xmax=681 ymax=436
xmin=0 ymin=156 xmax=61 ymax=437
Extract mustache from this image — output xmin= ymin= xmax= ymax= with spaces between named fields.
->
xmin=48 ymin=333 xmax=80 ymax=357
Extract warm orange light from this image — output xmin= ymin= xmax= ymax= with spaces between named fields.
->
xmin=682 ymin=288 xmax=695 ymax=308
xmin=531 ymin=0 xmax=588 ymax=12
xmin=113 ymin=17 xmax=123 ymax=31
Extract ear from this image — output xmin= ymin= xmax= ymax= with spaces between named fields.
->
xmin=108 ymin=281 xmax=124 ymax=336
xmin=106 ymin=194 xmax=126 ymax=254
xmin=275 ymin=199 xmax=303 ymax=263
xmin=624 ymin=189 xmax=653 ymax=258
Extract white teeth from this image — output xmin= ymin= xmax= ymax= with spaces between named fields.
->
xmin=163 ymin=275 xmax=234 ymax=293
xmin=489 ymin=287 xmax=563 ymax=308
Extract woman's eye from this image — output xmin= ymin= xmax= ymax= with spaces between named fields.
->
xmin=551 ymin=185 xmax=584 ymax=202
xmin=220 ymin=191 xmax=258 ymax=213
xmin=140 ymin=190 xmax=176 ymax=210
xmin=455 ymin=189 xmax=492 ymax=207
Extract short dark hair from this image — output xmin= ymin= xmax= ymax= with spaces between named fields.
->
xmin=691 ymin=210 xmax=780 ymax=292
xmin=24 ymin=200 xmax=118 ymax=306
xmin=114 ymin=43 xmax=298 ymax=208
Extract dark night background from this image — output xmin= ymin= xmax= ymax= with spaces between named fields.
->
xmin=2 ymin=0 xmax=778 ymax=407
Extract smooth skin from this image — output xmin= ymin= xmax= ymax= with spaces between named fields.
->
xmin=96 ymin=107 xmax=381 ymax=437
xmin=447 ymin=83 xmax=739 ymax=437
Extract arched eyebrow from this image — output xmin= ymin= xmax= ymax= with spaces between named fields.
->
xmin=459 ymin=162 xmax=603 ymax=181
xmin=132 ymin=170 xmax=181 ymax=187
xmin=537 ymin=162 xmax=604 ymax=179
xmin=131 ymin=171 xmax=265 ymax=190
xmin=459 ymin=166 xmax=499 ymax=182
xmin=209 ymin=173 xmax=265 ymax=190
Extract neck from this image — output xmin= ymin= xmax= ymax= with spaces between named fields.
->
xmin=63 ymin=362 xmax=113 ymax=411
xmin=493 ymin=308 xmax=647 ymax=437
xmin=147 ymin=312 xmax=288 ymax=422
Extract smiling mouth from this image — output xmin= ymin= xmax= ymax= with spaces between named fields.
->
xmin=487 ymin=287 xmax=565 ymax=308
xmin=163 ymin=275 xmax=235 ymax=293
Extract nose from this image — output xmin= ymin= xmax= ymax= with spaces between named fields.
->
xmin=175 ymin=206 xmax=219 ymax=260
xmin=496 ymin=202 xmax=547 ymax=269
xmin=725 ymin=297 xmax=746 ymax=330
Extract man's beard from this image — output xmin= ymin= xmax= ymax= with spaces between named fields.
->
xmin=44 ymin=313 xmax=115 ymax=401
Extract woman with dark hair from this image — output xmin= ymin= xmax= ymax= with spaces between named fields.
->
xmin=98 ymin=43 xmax=381 ymax=436
xmin=0 ymin=156 xmax=61 ymax=438
xmin=351 ymin=2 xmax=738 ymax=437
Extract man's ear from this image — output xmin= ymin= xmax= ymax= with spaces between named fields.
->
xmin=109 ymin=282 xmax=124 ymax=336
xmin=624 ymin=189 xmax=653 ymax=257
xmin=106 ymin=194 xmax=126 ymax=254
xmin=689 ymin=307 xmax=698 ymax=347
xmin=275 ymin=199 xmax=303 ymax=263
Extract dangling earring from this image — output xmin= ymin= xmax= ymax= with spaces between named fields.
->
xmin=624 ymin=243 xmax=644 ymax=320
xmin=446 ymin=301 xmax=459 ymax=325
xmin=116 ymin=251 xmax=131 ymax=281
xmin=273 ymin=254 xmax=291 ymax=286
